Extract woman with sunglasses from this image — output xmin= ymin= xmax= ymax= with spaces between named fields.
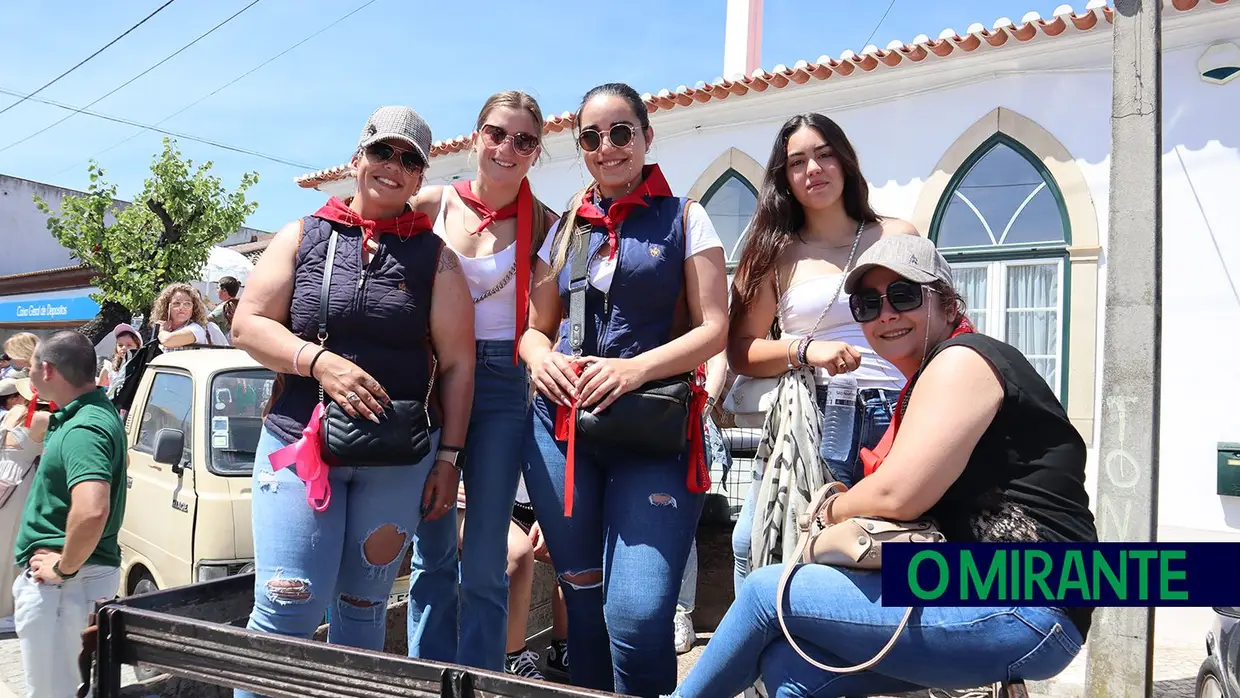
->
xmin=672 ymin=234 xmax=1095 ymax=698
xmin=229 ymin=107 xmax=475 ymax=682
xmin=520 ymin=82 xmax=729 ymax=698
xmin=727 ymin=113 xmax=917 ymax=596
xmin=403 ymin=90 xmax=559 ymax=676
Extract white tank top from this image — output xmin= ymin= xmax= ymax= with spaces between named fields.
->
xmin=778 ymin=273 xmax=904 ymax=390
xmin=433 ymin=186 xmax=518 ymax=341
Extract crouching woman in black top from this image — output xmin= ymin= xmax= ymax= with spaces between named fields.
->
xmin=671 ymin=234 xmax=1096 ymax=698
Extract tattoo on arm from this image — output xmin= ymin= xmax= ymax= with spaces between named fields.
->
xmin=437 ymin=247 xmax=461 ymax=275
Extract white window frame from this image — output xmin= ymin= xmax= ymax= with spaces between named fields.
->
xmin=948 ymin=257 xmax=1065 ymax=399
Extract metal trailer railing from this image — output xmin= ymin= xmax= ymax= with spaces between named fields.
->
xmin=77 ymin=573 xmax=613 ymax=698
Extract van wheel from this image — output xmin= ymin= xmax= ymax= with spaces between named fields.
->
xmin=1197 ymin=656 xmax=1224 ymax=698
xmin=130 ymin=573 xmax=162 ymax=681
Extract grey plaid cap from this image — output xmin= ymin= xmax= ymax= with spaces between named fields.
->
xmin=357 ymin=106 xmax=433 ymax=166
xmin=844 ymin=234 xmax=954 ymax=294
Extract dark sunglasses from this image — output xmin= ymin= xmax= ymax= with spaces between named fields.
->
xmin=849 ymin=279 xmax=928 ymax=323
xmin=480 ymin=124 xmax=540 ymax=157
xmin=577 ymin=123 xmax=635 ymax=152
xmin=364 ymin=142 xmax=424 ymax=174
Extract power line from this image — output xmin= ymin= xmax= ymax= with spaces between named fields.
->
xmin=52 ymin=0 xmax=381 ymax=178
xmin=0 ymin=87 xmax=314 ymax=169
xmin=0 ymin=0 xmax=263 ymax=156
xmin=0 ymin=0 xmax=179 ymax=118
xmin=860 ymin=0 xmax=898 ymax=50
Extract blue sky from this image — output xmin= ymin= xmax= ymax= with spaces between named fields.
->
xmin=0 ymin=0 xmax=1081 ymax=233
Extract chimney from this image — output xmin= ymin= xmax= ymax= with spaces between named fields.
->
xmin=723 ymin=0 xmax=763 ymax=79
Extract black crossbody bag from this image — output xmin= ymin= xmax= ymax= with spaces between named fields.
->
xmin=565 ymin=209 xmax=695 ymax=458
xmin=316 ymin=229 xmax=434 ymax=467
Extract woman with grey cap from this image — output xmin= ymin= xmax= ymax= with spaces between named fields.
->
xmin=671 ymin=235 xmax=1096 ymax=697
xmin=230 ymin=106 xmax=476 ymax=670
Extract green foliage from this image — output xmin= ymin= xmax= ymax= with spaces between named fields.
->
xmin=33 ymin=137 xmax=259 ymax=314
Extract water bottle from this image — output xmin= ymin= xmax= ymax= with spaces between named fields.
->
xmin=819 ymin=371 xmax=859 ymax=484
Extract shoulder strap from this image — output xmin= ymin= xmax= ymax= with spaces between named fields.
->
xmin=567 ymin=226 xmax=589 ymax=357
xmin=318 ymin=228 xmax=339 ymax=345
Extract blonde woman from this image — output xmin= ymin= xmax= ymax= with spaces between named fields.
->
xmin=150 ymin=283 xmax=227 ymax=351
xmin=2 ymin=333 xmax=38 ymax=378
xmin=0 ymin=378 xmax=50 ymax=633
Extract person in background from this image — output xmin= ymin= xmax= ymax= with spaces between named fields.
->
xmin=672 ymin=235 xmax=1095 ymax=698
xmin=96 ymin=323 xmax=143 ymax=389
xmin=405 ymin=90 xmax=557 ymax=675
xmin=672 ymin=349 xmax=731 ymax=655
xmin=0 ymin=355 xmax=11 ymax=381
xmin=520 ymin=82 xmax=729 ymax=697
xmin=2 ymin=334 xmax=38 ymax=379
xmin=229 ymin=106 xmax=475 ymax=685
xmin=12 ymin=331 xmax=127 ymax=698
xmin=727 ymin=113 xmax=916 ymax=598
xmin=0 ymin=378 xmax=49 ymax=635
xmin=151 ymin=283 xmax=229 ymax=350
xmin=209 ymin=276 xmax=241 ymax=338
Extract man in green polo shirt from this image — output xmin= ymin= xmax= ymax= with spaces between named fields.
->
xmin=12 ymin=330 xmax=127 ymax=698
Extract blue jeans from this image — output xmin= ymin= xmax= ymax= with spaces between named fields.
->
xmin=731 ymin=387 xmax=898 ymax=596
xmin=406 ymin=340 xmax=528 ymax=671
xmin=524 ymin=395 xmax=704 ymax=698
xmin=237 ymin=426 xmax=440 ymax=698
xmin=673 ymin=564 xmax=1084 ymax=697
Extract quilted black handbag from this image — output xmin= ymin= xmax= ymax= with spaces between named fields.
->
xmin=315 ymin=229 xmax=433 ymax=468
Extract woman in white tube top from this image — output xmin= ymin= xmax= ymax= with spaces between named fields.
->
xmin=725 ymin=112 xmax=921 ymax=596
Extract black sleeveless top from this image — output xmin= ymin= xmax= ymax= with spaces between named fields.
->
xmin=913 ymin=333 xmax=1097 ymax=638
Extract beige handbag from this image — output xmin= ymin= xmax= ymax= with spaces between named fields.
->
xmin=776 ymin=481 xmax=946 ymax=673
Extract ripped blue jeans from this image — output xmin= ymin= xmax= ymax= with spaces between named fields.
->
xmin=238 ymin=426 xmax=440 ymax=698
xmin=524 ymin=396 xmax=703 ymax=698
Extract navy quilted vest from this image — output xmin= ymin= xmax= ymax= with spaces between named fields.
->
xmin=264 ymin=216 xmax=441 ymax=445
xmin=552 ymin=196 xmax=689 ymax=359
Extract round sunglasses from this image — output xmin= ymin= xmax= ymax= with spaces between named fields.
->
xmin=849 ymin=279 xmax=932 ymax=323
xmin=577 ymin=123 xmax=635 ymax=152
xmin=364 ymin=142 xmax=425 ymax=174
xmin=480 ymin=124 xmax=540 ymax=157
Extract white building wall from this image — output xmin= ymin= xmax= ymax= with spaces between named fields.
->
xmin=419 ymin=8 xmax=1240 ymax=541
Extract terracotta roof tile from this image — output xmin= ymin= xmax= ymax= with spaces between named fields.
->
xmin=294 ymin=0 xmax=1231 ymax=189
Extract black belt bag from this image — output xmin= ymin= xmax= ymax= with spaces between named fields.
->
xmin=315 ymin=229 xmax=433 ymax=468
xmin=565 ymin=219 xmax=693 ymax=459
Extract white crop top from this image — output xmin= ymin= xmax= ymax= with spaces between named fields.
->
xmin=535 ymin=202 xmax=722 ymax=294
xmin=779 ymin=273 xmax=905 ymax=390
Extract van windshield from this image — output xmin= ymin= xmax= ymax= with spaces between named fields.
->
xmin=208 ymin=369 xmax=275 ymax=476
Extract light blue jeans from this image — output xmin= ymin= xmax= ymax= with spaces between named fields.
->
xmin=236 ymin=426 xmax=440 ymax=698
xmin=676 ymin=415 xmax=728 ymax=613
xmin=524 ymin=394 xmax=704 ymax=698
xmin=731 ymin=386 xmax=899 ymax=596
xmin=406 ymin=340 xmax=528 ymax=672
xmin=672 ymin=564 xmax=1084 ymax=697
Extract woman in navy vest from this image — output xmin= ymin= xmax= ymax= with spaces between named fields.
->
xmin=230 ymin=106 xmax=476 ymax=678
xmin=520 ymin=83 xmax=729 ymax=698
xmin=403 ymin=90 xmax=559 ymax=676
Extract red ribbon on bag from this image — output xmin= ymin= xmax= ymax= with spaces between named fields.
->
xmin=860 ymin=317 xmax=976 ymax=477
xmin=453 ymin=179 xmax=536 ymax=365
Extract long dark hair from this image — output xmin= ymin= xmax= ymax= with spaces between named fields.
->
xmin=731 ymin=113 xmax=882 ymax=321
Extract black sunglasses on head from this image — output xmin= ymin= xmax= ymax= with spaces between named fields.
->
xmin=480 ymin=124 xmax=540 ymax=157
xmin=577 ymin=123 xmax=635 ymax=152
xmin=849 ymin=279 xmax=929 ymax=323
xmin=364 ymin=142 xmax=424 ymax=174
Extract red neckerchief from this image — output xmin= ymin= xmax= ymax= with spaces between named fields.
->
xmin=860 ymin=317 xmax=976 ymax=477
xmin=575 ymin=164 xmax=673 ymax=260
xmin=313 ymin=196 xmax=431 ymax=249
xmin=554 ymin=364 xmax=711 ymax=517
xmin=453 ymin=179 xmax=535 ymax=365
xmin=25 ymin=387 xmax=56 ymax=429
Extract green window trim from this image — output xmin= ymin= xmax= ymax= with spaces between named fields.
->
xmin=702 ymin=168 xmax=760 ymax=272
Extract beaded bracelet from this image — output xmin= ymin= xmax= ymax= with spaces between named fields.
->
xmin=797 ymin=338 xmax=813 ymax=367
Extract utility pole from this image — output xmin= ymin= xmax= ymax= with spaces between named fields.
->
xmin=1084 ymin=1 xmax=1162 ymax=696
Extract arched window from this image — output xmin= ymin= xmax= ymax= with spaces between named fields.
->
xmin=930 ymin=135 xmax=1071 ymax=399
xmin=702 ymin=169 xmax=758 ymax=267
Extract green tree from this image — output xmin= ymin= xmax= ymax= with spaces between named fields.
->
xmin=34 ymin=137 xmax=259 ymax=344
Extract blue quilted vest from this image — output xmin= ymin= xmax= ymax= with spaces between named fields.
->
xmin=265 ymin=216 xmax=441 ymax=445
xmin=552 ymin=196 xmax=690 ymax=359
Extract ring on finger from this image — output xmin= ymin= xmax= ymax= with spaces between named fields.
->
xmin=837 ymin=360 xmax=846 ymax=370
xmin=345 ymin=391 xmax=360 ymax=403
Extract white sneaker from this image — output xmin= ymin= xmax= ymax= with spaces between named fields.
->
xmin=673 ymin=609 xmax=695 ymax=654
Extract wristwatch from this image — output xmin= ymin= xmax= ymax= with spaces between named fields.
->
xmin=437 ymin=445 xmax=465 ymax=471
xmin=53 ymin=560 xmax=78 ymax=580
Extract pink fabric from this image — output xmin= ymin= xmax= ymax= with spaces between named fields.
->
xmin=269 ymin=402 xmax=331 ymax=512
